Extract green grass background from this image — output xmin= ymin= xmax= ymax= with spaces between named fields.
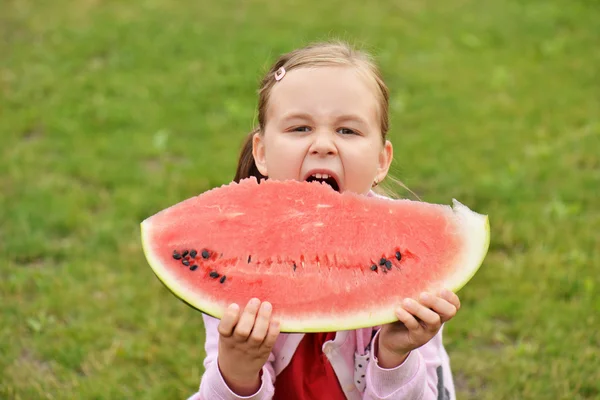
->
xmin=1 ymin=0 xmax=599 ymax=398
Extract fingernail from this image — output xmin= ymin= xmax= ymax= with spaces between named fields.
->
xmin=420 ymin=292 xmax=431 ymax=302
xmin=262 ymin=302 xmax=272 ymax=312
xmin=403 ymin=298 xmax=414 ymax=307
xmin=229 ymin=303 xmax=239 ymax=311
xmin=249 ymin=298 xmax=260 ymax=306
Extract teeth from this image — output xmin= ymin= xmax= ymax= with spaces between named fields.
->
xmin=312 ymin=173 xmax=330 ymax=180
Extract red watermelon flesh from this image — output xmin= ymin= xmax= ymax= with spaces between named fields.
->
xmin=141 ymin=177 xmax=489 ymax=332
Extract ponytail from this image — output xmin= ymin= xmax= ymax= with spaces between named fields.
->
xmin=233 ymin=128 xmax=267 ymax=183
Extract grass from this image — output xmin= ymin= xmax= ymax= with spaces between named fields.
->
xmin=1 ymin=0 xmax=599 ymax=398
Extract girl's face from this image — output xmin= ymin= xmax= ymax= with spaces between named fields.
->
xmin=253 ymin=66 xmax=393 ymax=195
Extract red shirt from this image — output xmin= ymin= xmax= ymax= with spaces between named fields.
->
xmin=273 ymin=332 xmax=347 ymax=399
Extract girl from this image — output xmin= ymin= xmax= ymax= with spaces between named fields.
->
xmin=188 ymin=41 xmax=461 ymax=400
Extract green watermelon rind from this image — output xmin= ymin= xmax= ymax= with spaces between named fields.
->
xmin=140 ymin=195 xmax=490 ymax=333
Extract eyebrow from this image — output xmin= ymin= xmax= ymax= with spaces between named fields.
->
xmin=279 ymin=112 xmax=314 ymax=122
xmin=335 ymin=114 xmax=369 ymax=127
xmin=280 ymin=112 xmax=369 ymax=127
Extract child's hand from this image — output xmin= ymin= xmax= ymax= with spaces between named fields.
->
xmin=217 ymin=298 xmax=280 ymax=396
xmin=377 ymin=289 xmax=461 ymax=368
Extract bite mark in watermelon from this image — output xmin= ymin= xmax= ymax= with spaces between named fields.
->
xmin=141 ymin=178 xmax=490 ymax=332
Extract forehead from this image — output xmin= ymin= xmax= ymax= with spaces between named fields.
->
xmin=266 ymin=66 xmax=380 ymax=124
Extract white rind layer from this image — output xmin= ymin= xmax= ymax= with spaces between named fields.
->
xmin=443 ymin=199 xmax=490 ymax=292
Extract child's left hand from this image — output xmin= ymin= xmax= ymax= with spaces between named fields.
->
xmin=377 ymin=289 xmax=461 ymax=368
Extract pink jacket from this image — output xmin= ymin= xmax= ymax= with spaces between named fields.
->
xmin=187 ymin=314 xmax=455 ymax=400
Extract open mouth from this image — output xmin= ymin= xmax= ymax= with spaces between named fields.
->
xmin=305 ymin=172 xmax=340 ymax=192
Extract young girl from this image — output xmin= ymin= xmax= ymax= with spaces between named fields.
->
xmin=188 ymin=41 xmax=461 ymax=400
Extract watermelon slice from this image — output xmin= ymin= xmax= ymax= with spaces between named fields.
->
xmin=141 ymin=178 xmax=489 ymax=332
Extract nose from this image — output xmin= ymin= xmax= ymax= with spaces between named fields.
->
xmin=309 ymin=130 xmax=338 ymax=157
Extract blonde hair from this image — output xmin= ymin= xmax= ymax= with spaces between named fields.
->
xmin=234 ymin=40 xmax=414 ymax=199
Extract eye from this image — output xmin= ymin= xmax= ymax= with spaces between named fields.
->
xmin=337 ymin=127 xmax=358 ymax=135
xmin=292 ymin=126 xmax=311 ymax=132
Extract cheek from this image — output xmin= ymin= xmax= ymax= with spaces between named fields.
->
xmin=264 ymin=137 xmax=305 ymax=179
xmin=341 ymin=144 xmax=381 ymax=189
xmin=344 ymin=144 xmax=380 ymax=174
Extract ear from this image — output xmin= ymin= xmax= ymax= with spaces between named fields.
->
xmin=375 ymin=140 xmax=393 ymax=183
xmin=252 ymin=132 xmax=269 ymax=176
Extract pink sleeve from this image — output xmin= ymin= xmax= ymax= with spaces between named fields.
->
xmin=187 ymin=314 xmax=276 ymax=400
xmin=363 ymin=327 xmax=455 ymax=400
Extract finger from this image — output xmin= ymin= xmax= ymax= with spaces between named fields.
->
xmin=395 ymin=304 xmax=421 ymax=331
xmin=419 ymin=292 xmax=457 ymax=323
xmin=217 ymin=303 xmax=240 ymax=338
xmin=262 ymin=319 xmax=281 ymax=349
xmin=440 ymin=289 xmax=461 ymax=310
xmin=248 ymin=302 xmax=273 ymax=346
xmin=404 ymin=298 xmax=441 ymax=331
xmin=233 ymin=298 xmax=261 ymax=341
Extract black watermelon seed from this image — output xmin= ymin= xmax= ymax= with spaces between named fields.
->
xmin=182 ymin=259 xmax=190 ymax=266
xmin=202 ymin=250 xmax=210 ymax=259
xmin=385 ymin=260 xmax=392 ymax=270
xmin=361 ymin=374 xmax=365 ymax=378
xmin=190 ymin=250 xmax=197 ymax=258
xmin=173 ymin=252 xmax=182 ymax=260
xmin=370 ymin=265 xmax=377 ymax=271
xmin=209 ymin=271 xmax=220 ymax=279
xmin=220 ymin=275 xmax=227 ymax=284
xmin=357 ymin=380 xmax=361 ymax=384
xmin=395 ymin=251 xmax=402 ymax=261
xmin=248 ymin=255 xmax=251 ymax=263
xmin=293 ymin=263 xmax=297 ymax=271
xmin=189 ymin=265 xmax=198 ymax=271
xmin=358 ymin=364 xmax=362 ymax=368
xmin=379 ymin=258 xmax=387 ymax=266
xmin=182 ymin=250 xmax=189 ymax=257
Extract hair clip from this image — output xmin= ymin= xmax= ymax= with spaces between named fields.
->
xmin=274 ymin=67 xmax=286 ymax=81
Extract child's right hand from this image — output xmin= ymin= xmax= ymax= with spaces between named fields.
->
xmin=217 ymin=298 xmax=280 ymax=396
